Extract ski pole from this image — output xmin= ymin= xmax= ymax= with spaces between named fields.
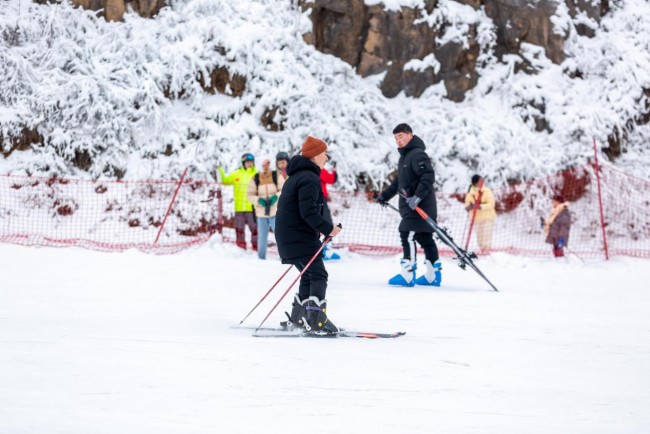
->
xmin=255 ymin=224 xmax=342 ymax=332
xmin=464 ymin=179 xmax=484 ymax=250
xmin=461 ymin=213 xmax=470 ymax=247
xmin=460 ymin=185 xmax=473 ymax=246
xmin=238 ymin=264 xmax=293 ymax=325
xmin=395 ymin=190 xmax=499 ymax=292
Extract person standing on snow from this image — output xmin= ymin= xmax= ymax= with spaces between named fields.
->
xmin=464 ymin=174 xmax=497 ymax=253
xmin=276 ymin=151 xmax=289 ymax=178
xmin=218 ymin=153 xmax=258 ymax=251
xmin=275 ymin=136 xmax=342 ymax=333
xmin=320 ymin=159 xmax=341 ymax=260
xmin=544 ymin=194 xmax=571 ymax=258
xmin=247 ymin=158 xmax=285 ymax=260
xmin=375 ymin=123 xmax=441 ymax=287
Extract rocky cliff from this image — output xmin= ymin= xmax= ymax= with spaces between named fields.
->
xmin=300 ymin=0 xmax=607 ymax=101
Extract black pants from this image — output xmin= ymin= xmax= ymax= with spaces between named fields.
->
xmin=295 ymin=257 xmax=328 ymax=301
xmin=400 ymin=231 xmax=439 ymax=263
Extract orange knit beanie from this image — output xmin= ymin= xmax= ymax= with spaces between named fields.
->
xmin=301 ymin=136 xmax=327 ymax=158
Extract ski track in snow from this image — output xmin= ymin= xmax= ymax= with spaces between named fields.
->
xmin=1 ymin=241 xmax=649 ymax=433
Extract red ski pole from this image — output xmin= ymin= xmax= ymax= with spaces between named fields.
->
xmin=255 ymin=224 xmax=341 ymax=332
xmin=238 ymin=264 xmax=293 ymax=325
xmin=464 ymin=179 xmax=484 ymax=251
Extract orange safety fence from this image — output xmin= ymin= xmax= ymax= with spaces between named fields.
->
xmin=1 ymin=162 xmax=649 ymax=258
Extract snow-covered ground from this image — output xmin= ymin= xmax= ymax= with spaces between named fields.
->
xmin=1 ymin=241 xmax=648 ymax=433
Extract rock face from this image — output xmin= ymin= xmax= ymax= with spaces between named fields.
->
xmin=300 ymin=0 xmax=609 ymax=101
xmin=129 ymin=0 xmax=166 ymax=18
xmin=65 ymin=0 xmax=165 ymax=21
xmin=484 ymin=0 xmax=566 ymax=65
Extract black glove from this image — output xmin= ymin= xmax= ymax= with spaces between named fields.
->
xmin=465 ymin=204 xmax=481 ymax=211
xmin=406 ymin=195 xmax=422 ymax=210
xmin=374 ymin=192 xmax=388 ymax=207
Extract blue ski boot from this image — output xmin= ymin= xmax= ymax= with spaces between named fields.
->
xmin=322 ymin=243 xmax=341 ymax=261
xmin=388 ymin=259 xmax=416 ymax=287
xmin=415 ymin=260 xmax=442 ymax=286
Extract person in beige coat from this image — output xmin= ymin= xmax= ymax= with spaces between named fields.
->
xmin=247 ymin=158 xmax=285 ymax=259
xmin=464 ymin=174 xmax=497 ymax=253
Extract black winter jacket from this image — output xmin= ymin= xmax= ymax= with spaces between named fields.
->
xmin=380 ymin=135 xmax=437 ymax=233
xmin=275 ymin=156 xmax=334 ymax=264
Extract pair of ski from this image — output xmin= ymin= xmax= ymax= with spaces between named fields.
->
xmin=235 ymin=325 xmax=405 ymax=339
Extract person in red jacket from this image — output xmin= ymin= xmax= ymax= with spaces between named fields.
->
xmin=320 ymin=161 xmax=341 ymax=260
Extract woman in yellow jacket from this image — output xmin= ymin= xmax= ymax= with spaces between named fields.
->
xmin=464 ymin=174 xmax=497 ymax=253
xmin=219 ymin=153 xmax=258 ymax=250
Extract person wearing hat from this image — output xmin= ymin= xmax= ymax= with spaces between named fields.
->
xmin=464 ymin=174 xmax=497 ymax=253
xmin=320 ymin=158 xmax=341 ymax=261
xmin=375 ymin=123 xmax=441 ymax=287
xmin=275 ymin=136 xmax=342 ymax=333
xmin=275 ymin=151 xmax=289 ymax=178
xmin=218 ymin=153 xmax=258 ymax=250
xmin=544 ymin=194 xmax=571 ymax=257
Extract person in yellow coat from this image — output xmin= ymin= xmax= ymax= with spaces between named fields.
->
xmin=219 ymin=153 xmax=258 ymax=250
xmin=464 ymin=174 xmax=497 ymax=253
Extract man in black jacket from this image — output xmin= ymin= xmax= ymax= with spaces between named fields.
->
xmin=376 ymin=123 xmax=441 ymax=287
xmin=275 ymin=136 xmax=342 ymax=333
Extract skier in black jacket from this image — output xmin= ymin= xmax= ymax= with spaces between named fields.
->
xmin=275 ymin=136 xmax=342 ymax=333
xmin=376 ymin=123 xmax=441 ymax=287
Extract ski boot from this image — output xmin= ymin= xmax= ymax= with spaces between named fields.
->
xmin=388 ymin=259 xmax=416 ymax=287
xmin=303 ymin=296 xmax=338 ymax=335
xmin=280 ymin=294 xmax=307 ymax=330
xmin=415 ymin=260 xmax=442 ymax=286
xmin=322 ymin=243 xmax=341 ymax=261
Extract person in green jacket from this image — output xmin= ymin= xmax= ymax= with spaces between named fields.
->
xmin=219 ymin=153 xmax=259 ymax=250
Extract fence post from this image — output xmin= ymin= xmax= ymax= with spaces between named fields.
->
xmin=592 ymin=139 xmax=609 ymax=260
xmin=154 ymin=167 xmax=188 ymax=246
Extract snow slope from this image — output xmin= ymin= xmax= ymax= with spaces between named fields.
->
xmin=1 ymin=242 xmax=648 ymax=433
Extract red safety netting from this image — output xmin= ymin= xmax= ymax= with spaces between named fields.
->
xmin=1 ymin=162 xmax=649 ymax=258
xmin=331 ymin=163 xmax=650 ymax=259
xmin=0 ymin=176 xmax=218 ymax=254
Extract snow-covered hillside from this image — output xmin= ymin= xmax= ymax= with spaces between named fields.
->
xmin=1 ymin=0 xmax=649 ymax=191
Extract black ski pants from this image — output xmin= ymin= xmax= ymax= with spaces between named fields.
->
xmin=295 ymin=257 xmax=328 ymax=301
xmin=400 ymin=230 xmax=439 ymax=263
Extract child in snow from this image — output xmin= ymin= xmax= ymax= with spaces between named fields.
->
xmin=218 ymin=153 xmax=258 ymax=250
xmin=544 ymin=194 xmax=571 ymax=257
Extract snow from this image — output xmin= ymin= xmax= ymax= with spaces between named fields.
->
xmin=2 ymin=0 xmax=650 ymax=190
xmin=1 ymin=241 xmax=649 ymax=433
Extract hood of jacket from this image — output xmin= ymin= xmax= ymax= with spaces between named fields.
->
xmin=397 ymin=135 xmax=426 ymax=156
xmin=286 ymin=155 xmax=321 ymax=177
